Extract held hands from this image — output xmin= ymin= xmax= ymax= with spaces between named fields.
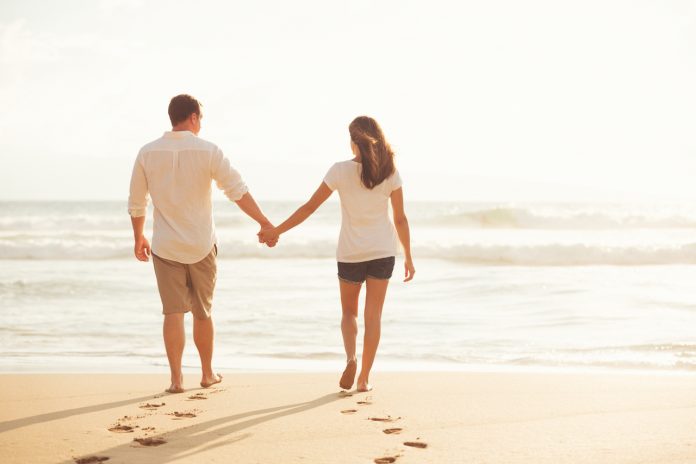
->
xmin=134 ymin=235 xmax=151 ymax=261
xmin=258 ymin=223 xmax=280 ymax=247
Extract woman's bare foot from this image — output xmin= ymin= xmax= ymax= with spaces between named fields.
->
xmin=357 ymin=374 xmax=372 ymax=392
xmin=339 ymin=359 xmax=357 ymax=390
xmin=200 ymin=373 xmax=223 ymax=388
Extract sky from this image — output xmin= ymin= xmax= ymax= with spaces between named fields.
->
xmin=0 ymin=0 xmax=695 ymax=202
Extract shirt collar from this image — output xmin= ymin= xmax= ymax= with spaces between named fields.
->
xmin=163 ymin=130 xmax=196 ymax=138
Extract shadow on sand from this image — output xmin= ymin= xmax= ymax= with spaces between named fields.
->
xmin=62 ymin=391 xmax=343 ymax=463
xmin=0 ymin=392 xmax=175 ymax=434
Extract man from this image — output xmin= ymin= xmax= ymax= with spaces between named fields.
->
xmin=128 ymin=94 xmax=276 ymax=393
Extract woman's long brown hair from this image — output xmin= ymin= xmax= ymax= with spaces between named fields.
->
xmin=349 ymin=116 xmax=396 ymax=189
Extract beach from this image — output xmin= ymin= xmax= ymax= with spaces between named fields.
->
xmin=2 ymin=371 xmax=696 ymax=463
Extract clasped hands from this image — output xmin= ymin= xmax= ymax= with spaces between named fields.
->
xmin=257 ymin=223 xmax=280 ymax=247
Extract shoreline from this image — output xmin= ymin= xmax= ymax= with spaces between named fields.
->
xmin=2 ymin=372 xmax=696 ymax=463
xmin=4 ymin=370 xmax=696 ymax=378
xmin=3 ymin=363 xmax=696 ymax=376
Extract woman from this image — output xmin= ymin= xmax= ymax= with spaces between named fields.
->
xmin=258 ymin=116 xmax=415 ymax=392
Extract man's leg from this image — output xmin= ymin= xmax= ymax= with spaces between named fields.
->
xmin=153 ymin=253 xmax=191 ymax=393
xmin=189 ymin=246 xmax=221 ymax=388
xmin=193 ymin=315 xmax=220 ymax=386
xmin=163 ymin=313 xmax=185 ymax=392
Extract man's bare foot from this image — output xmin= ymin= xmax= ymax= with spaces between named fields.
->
xmin=165 ymin=384 xmax=184 ymax=394
xmin=200 ymin=373 xmax=223 ymax=388
xmin=165 ymin=375 xmax=184 ymax=393
xmin=339 ymin=359 xmax=357 ymax=390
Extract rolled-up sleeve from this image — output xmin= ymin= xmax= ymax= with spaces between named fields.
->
xmin=128 ymin=153 xmax=149 ymax=217
xmin=212 ymin=148 xmax=249 ymax=201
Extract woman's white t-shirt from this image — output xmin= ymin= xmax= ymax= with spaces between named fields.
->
xmin=323 ymin=160 xmax=403 ymax=263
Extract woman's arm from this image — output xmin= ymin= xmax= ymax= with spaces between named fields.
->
xmin=258 ymin=182 xmax=333 ymax=243
xmin=390 ymin=187 xmax=415 ymax=282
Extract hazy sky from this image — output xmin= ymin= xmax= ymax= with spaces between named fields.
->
xmin=1 ymin=0 xmax=695 ymax=202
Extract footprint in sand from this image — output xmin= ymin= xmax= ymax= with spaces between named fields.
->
xmin=133 ymin=437 xmax=167 ymax=447
xmin=368 ymin=416 xmax=400 ymax=422
xmin=340 ymin=409 xmax=358 ymax=414
xmin=357 ymin=400 xmax=372 ymax=405
xmin=382 ymin=428 xmax=402 ymax=434
xmin=138 ymin=402 xmax=165 ymax=410
xmin=108 ymin=424 xmax=134 ymax=433
xmin=187 ymin=393 xmax=208 ymax=400
xmin=403 ymin=441 xmax=428 ymax=449
xmin=74 ymin=457 xmax=109 ymax=464
xmin=374 ymin=457 xmax=398 ymax=464
xmin=168 ymin=411 xmax=197 ymax=419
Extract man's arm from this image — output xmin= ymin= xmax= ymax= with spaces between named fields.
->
xmin=128 ymin=154 xmax=151 ymax=261
xmin=211 ymin=149 xmax=277 ymax=246
xmin=130 ymin=215 xmax=151 ymax=261
xmin=235 ymin=192 xmax=271 ymax=227
xmin=234 ymin=192 xmax=277 ymax=247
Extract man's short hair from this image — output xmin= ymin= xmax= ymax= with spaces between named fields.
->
xmin=168 ymin=94 xmax=201 ymax=126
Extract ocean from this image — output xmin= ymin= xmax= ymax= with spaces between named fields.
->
xmin=2 ymin=200 xmax=696 ymax=374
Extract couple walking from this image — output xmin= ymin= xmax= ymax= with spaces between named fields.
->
xmin=128 ymin=94 xmax=415 ymax=394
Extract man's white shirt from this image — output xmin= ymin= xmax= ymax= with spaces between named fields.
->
xmin=128 ymin=130 xmax=248 ymax=264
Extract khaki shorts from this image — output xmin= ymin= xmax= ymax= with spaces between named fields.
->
xmin=152 ymin=245 xmax=217 ymax=320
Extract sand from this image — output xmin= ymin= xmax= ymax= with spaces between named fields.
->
xmin=1 ymin=371 xmax=696 ymax=463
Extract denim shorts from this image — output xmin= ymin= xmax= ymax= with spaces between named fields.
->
xmin=337 ymin=256 xmax=395 ymax=284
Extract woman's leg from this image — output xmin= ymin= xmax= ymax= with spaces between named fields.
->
xmin=339 ymin=279 xmax=361 ymax=388
xmin=339 ymin=279 xmax=361 ymax=360
xmin=357 ymin=278 xmax=389 ymax=391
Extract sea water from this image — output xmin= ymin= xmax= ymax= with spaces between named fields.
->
xmin=2 ymin=201 xmax=696 ymax=374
